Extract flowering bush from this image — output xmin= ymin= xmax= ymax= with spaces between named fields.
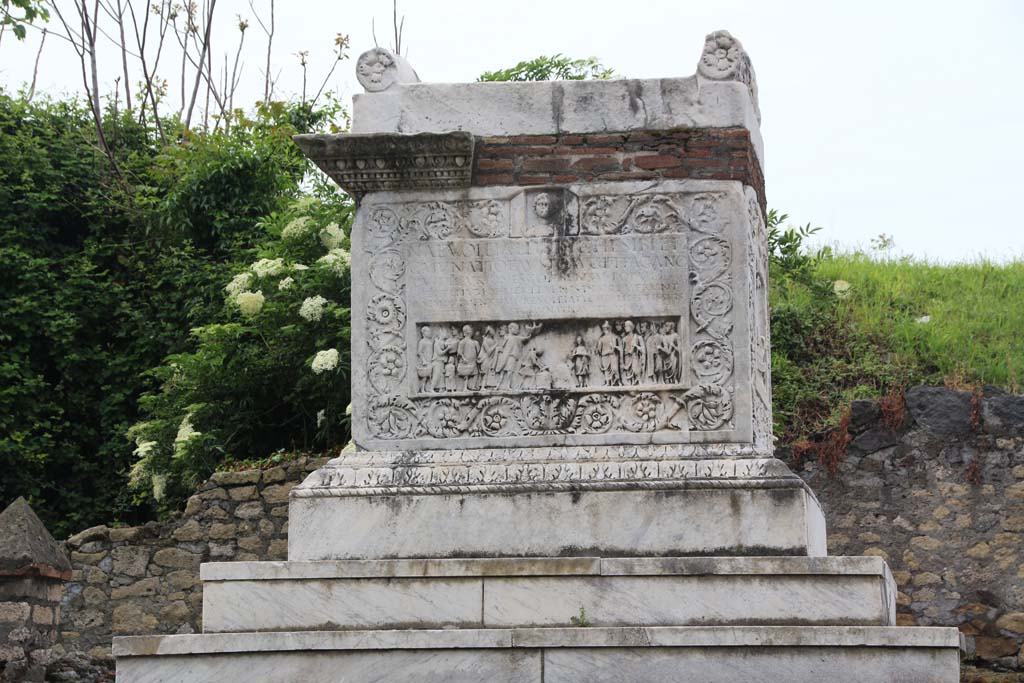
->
xmin=127 ymin=189 xmax=354 ymax=509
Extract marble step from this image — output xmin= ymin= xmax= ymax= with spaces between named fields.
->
xmin=113 ymin=625 xmax=961 ymax=683
xmin=288 ymin=477 xmax=828 ymax=560
xmin=199 ymin=556 xmax=896 ymax=633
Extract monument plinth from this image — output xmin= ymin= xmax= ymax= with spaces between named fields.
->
xmin=114 ymin=32 xmax=962 ymax=682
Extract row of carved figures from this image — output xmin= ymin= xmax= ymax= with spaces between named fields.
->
xmin=415 ymin=320 xmax=682 ymax=394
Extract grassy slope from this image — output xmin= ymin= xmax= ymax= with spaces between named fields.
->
xmin=770 ymin=252 xmax=1024 ymax=443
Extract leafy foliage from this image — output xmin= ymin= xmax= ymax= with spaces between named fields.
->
xmin=0 ymin=90 xmax=342 ymax=535
xmin=478 ymin=54 xmax=614 ymax=82
xmin=0 ymin=0 xmax=48 ymax=40
xmin=127 ymin=192 xmax=354 ymax=512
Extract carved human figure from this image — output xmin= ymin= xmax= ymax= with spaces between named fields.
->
xmin=518 ymin=346 xmax=545 ymax=390
xmin=621 ymin=320 xmax=646 ymax=386
xmin=456 ymin=325 xmax=481 ymax=391
xmin=478 ymin=326 xmax=499 ymax=389
xmin=443 ymin=326 xmax=459 ymax=391
xmin=496 ymin=321 xmax=543 ymax=389
xmin=570 ymin=335 xmax=591 ymax=388
xmin=416 ymin=326 xmax=434 ymax=392
xmin=659 ymin=321 xmax=681 ymax=383
xmin=429 ymin=329 xmax=448 ymax=392
xmin=645 ymin=322 xmax=663 ymax=383
xmin=596 ymin=321 xmax=622 ymax=386
xmin=613 ymin=320 xmax=625 ymax=337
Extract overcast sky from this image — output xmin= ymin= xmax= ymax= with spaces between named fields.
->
xmin=3 ymin=0 xmax=1022 ymax=262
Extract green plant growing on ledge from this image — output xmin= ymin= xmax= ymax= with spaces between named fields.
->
xmin=570 ymin=606 xmax=592 ymax=628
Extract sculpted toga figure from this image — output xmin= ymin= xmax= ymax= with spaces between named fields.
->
xmin=416 ymin=326 xmax=434 ymax=392
xmin=456 ymin=324 xmax=481 ymax=391
xmin=430 ymin=329 xmax=448 ymax=392
xmin=659 ymin=321 xmax=681 ymax=383
xmin=478 ymin=326 xmax=498 ymax=389
xmin=621 ymin=320 xmax=646 ymax=386
xmin=570 ymin=335 xmax=591 ymax=388
xmin=644 ymin=322 xmax=663 ymax=383
xmin=496 ymin=321 xmax=542 ymax=389
xmin=596 ymin=321 xmax=621 ymax=386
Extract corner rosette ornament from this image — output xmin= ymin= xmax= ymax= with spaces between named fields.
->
xmin=573 ymin=394 xmax=619 ymax=434
xmin=681 ymin=384 xmax=734 ymax=431
xmin=423 ymin=399 xmax=467 ymax=438
xmin=367 ymin=396 xmax=417 ymax=439
xmin=368 ymin=249 xmax=406 ymax=294
xmin=690 ymin=236 xmax=732 ymax=276
xmin=367 ymin=293 xmax=405 ymax=331
xmin=696 ymin=30 xmax=760 ymax=123
xmin=365 ymin=207 xmax=402 ymax=245
xmin=368 ymin=345 xmax=407 ymax=394
xmin=470 ymin=397 xmax=523 ymax=437
xmin=621 ymin=392 xmax=662 ymax=432
xmin=692 ymin=340 xmax=734 ymax=385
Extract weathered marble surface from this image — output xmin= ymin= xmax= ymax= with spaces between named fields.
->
xmin=114 ymin=626 xmax=960 ymax=683
xmin=349 ymin=180 xmax=770 ymax=457
xmin=352 ymin=78 xmax=765 ymax=169
xmin=200 ymin=556 xmax=895 ymax=633
xmin=288 ymin=483 xmax=827 ymax=560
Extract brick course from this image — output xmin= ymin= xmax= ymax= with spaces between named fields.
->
xmin=472 ymin=128 xmax=766 ymax=215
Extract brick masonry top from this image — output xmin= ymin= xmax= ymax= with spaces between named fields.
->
xmin=472 ymin=128 xmax=766 ymax=217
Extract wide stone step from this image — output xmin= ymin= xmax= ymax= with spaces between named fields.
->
xmin=200 ymin=556 xmax=896 ymax=633
xmin=113 ymin=625 xmax=960 ymax=683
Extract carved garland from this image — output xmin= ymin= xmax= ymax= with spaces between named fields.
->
xmin=362 ymin=191 xmax=739 ymax=442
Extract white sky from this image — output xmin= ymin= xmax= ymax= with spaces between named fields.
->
xmin=3 ymin=0 xmax=1022 ymax=262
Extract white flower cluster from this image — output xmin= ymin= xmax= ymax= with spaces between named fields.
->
xmin=278 ymin=276 xmax=295 ymax=291
xmin=225 ymin=272 xmax=253 ymax=296
xmin=281 ymin=216 xmax=312 ymax=240
xmin=251 ymin=258 xmax=285 ymax=277
xmin=320 ymin=222 xmax=345 ymax=250
xmin=311 ymin=348 xmax=339 ymax=375
xmin=151 ymin=474 xmax=168 ymax=502
xmin=236 ymin=290 xmax=265 ymax=316
xmin=299 ymin=295 xmax=328 ymax=322
xmin=316 ymin=409 xmax=327 ymax=427
xmin=133 ymin=440 xmax=157 ymax=457
xmin=174 ymin=416 xmax=201 ymax=444
xmin=317 ymin=248 xmax=351 ymax=275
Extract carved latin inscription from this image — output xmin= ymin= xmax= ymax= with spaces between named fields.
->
xmin=353 ymin=181 xmax=754 ymax=450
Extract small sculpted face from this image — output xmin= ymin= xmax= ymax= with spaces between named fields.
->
xmin=533 ymin=193 xmax=551 ymax=219
xmin=421 ymin=326 xmax=432 ymax=339
xmin=357 ymin=48 xmax=395 ymax=90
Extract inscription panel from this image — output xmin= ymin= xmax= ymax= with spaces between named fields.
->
xmin=352 ymin=180 xmax=758 ymax=452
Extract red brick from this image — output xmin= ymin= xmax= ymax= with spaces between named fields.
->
xmin=557 ymin=146 xmax=619 ymax=156
xmin=662 ymin=168 xmax=697 ymax=179
xmin=521 ymin=157 xmax=571 ymax=172
xmin=584 ymin=133 xmax=627 ymax=145
xmin=625 ymin=131 xmax=661 ymax=143
xmin=597 ymin=171 xmax=659 ymax=181
xmin=481 ymin=136 xmax=512 ymax=145
xmin=475 ymin=173 xmax=513 ymax=185
xmin=557 ymin=134 xmax=585 ymax=145
xmin=517 ymin=175 xmax=553 ymax=185
xmin=570 ymin=156 xmax=621 ymax=172
xmin=483 ymin=145 xmax=554 ymax=157
xmin=633 ymin=154 xmax=682 ymax=170
xmin=553 ymin=174 xmax=581 ymax=184
xmin=510 ymin=134 xmax=558 ymax=145
xmin=476 ymin=158 xmax=514 ymax=171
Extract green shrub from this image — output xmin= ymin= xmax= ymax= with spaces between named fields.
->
xmin=126 ymin=189 xmax=355 ymax=511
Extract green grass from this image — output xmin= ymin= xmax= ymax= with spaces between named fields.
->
xmin=769 ymin=251 xmax=1024 ymax=443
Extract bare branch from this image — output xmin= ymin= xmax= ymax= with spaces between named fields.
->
xmin=27 ymin=28 xmax=47 ymax=102
xmin=127 ymin=0 xmax=167 ymax=143
xmin=183 ymin=0 xmax=217 ymax=132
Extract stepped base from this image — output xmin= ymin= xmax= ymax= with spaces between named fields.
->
xmin=200 ymin=556 xmax=896 ymax=633
xmin=289 ymin=475 xmax=827 ymax=560
xmin=113 ymin=626 xmax=960 ymax=683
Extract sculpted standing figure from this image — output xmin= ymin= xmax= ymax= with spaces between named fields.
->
xmin=621 ymin=320 xmax=646 ymax=386
xmin=570 ymin=335 xmax=591 ymax=388
xmin=645 ymin=322 xmax=663 ymax=383
xmin=496 ymin=321 xmax=543 ymax=389
xmin=430 ymin=328 xmax=448 ymax=392
xmin=478 ymin=326 xmax=499 ymax=389
xmin=660 ymin=321 xmax=681 ymax=383
xmin=456 ymin=325 xmax=481 ymax=391
xmin=416 ymin=326 xmax=434 ymax=392
xmin=596 ymin=321 xmax=622 ymax=386
xmin=443 ymin=326 xmax=459 ymax=391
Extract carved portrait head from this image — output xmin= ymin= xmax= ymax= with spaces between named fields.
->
xmin=601 ymin=321 xmax=612 ymax=333
xmin=533 ymin=192 xmax=552 ymax=219
xmin=508 ymin=322 xmax=521 ymax=335
xmin=624 ymin=320 xmax=635 ymax=333
xmin=462 ymin=324 xmax=473 ymax=338
xmin=420 ymin=325 xmax=433 ymax=339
